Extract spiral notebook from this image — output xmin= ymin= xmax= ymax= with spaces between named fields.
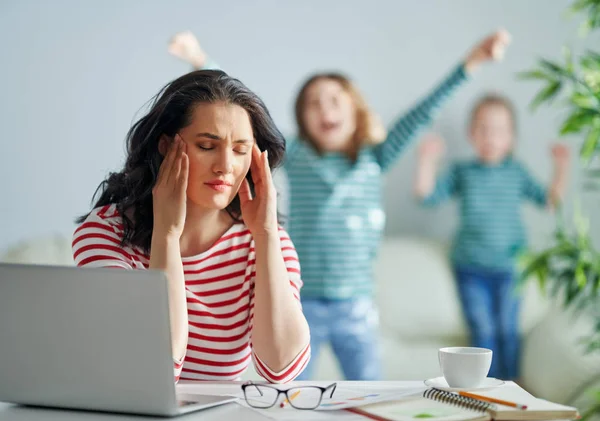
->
xmin=346 ymin=386 xmax=579 ymax=421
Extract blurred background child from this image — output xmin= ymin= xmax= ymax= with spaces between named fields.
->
xmin=414 ymin=94 xmax=569 ymax=380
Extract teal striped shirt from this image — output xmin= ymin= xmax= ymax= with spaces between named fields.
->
xmin=286 ymin=65 xmax=468 ymax=299
xmin=422 ymin=158 xmax=548 ymax=270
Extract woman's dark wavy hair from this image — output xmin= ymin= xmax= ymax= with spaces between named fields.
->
xmin=77 ymin=69 xmax=286 ymax=253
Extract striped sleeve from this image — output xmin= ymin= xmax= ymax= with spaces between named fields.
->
xmin=250 ymin=228 xmax=311 ymax=383
xmin=72 ymin=208 xmax=133 ymax=269
xmin=252 ymin=343 xmax=311 ymax=384
xmin=373 ymin=64 xmax=468 ymax=172
xmin=421 ymin=163 xmax=460 ymax=207
xmin=519 ymin=163 xmax=548 ymax=207
xmin=174 ymin=357 xmax=184 ymax=383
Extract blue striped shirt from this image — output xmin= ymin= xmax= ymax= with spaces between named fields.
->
xmin=286 ymin=65 xmax=468 ymax=299
xmin=422 ymin=158 xmax=548 ymax=270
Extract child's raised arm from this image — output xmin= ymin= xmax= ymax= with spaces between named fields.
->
xmin=519 ymin=144 xmax=569 ymax=209
xmin=373 ymin=30 xmax=511 ymax=172
xmin=414 ymin=133 xmax=459 ymax=206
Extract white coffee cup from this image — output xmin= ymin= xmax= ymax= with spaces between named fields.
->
xmin=439 ymin=347 xmax=492 ymax=388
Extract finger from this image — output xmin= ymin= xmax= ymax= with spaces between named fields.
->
xmin=166 ymin=137 xmax=184 ymax=185
xmin=238 ymin=178 xmax=253 ymax=205
xmin=177 ymin=152 xmax=189 ymax=198
xmin=158 ymin=137 xmax=178 ymax=183
xmin=175 ymin=138 xmax=187 ymax=179
xmin=249 ymin=144 xmax=262 ymax=187
xmin=262 ymin=150 xmax=273 ymax=186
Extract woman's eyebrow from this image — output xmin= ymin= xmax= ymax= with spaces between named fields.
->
xmin=195 ymin=132 xmax=253 ymax=144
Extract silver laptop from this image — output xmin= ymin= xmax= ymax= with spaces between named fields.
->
xmin=0 ymin=263 xmax=237 ymax=417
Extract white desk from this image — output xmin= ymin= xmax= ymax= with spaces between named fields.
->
xmin=0 ymin=381 xmax=498 ymax=421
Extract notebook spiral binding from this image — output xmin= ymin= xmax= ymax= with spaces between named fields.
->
xmin=424 ymin=388 xmax=494 ymax=413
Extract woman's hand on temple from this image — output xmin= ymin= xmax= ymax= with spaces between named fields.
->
xmin=168 ymin=31 xmax=207 ymax=69
xmin=464 ymin=29 xmax=511 ymax=73
xmin=152 ymin=135 xmax=189 ymax=239
xmin=239 ymin=144 xmax=279 ymax=238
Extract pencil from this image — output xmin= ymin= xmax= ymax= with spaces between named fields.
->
xmin=280 ymin=390 xmax=301 ymax=408
xmin=459 ymin=391 xmax=528 ymax=410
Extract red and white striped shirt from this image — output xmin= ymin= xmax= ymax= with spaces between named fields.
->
xmin=72 ymin=205 xmax=310 ymax=383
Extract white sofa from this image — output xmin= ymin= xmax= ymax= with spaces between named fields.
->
xmin=2 ymin=234 xmax=599 ymax=413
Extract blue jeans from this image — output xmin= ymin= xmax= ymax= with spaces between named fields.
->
xmin=454 ymin=266 xmax=521 ymax=380
xmin=296 ymin=297 xmax=382 ymax=381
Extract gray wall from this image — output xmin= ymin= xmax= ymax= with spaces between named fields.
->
xmin=1 ymin=0 xmax=598 ymax=252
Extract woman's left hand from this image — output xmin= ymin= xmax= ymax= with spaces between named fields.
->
xmin=239 ymin=144 xmax=279 ymax=238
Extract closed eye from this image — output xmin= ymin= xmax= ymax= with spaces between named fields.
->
xmin=196 ymin=142 xmax=214 ymax=151
xmin=234 ymin=147 xmax=250 ymax=155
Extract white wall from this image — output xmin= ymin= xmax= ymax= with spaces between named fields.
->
xmin=1 ymin=0 xmax=598 ymax=252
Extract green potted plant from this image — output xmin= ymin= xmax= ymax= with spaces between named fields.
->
xmin=519 ymin=0 xmax=600 ymax=419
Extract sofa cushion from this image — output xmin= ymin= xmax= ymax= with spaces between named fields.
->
xmin=374 ymin=237 xmax=549 ymax=339
xmin=1 ymin=234 xmax=74 ymax=266
xmin=521 ymin=305 xmax=600 ymax=404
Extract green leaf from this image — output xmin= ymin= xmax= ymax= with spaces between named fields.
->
xmin=581 ymin=53 xmax=600 ymax=71
xmin=517 ymin=70 xmax=553 ymax=81
xmin=584 ymin=50 xmax=600 ymax=65
xmin=576 ymin=265 xmax=588 ymax=287
xmin=574 ymin=201 xmax=591 ymax=239
xmin=580 ymin=397 xmax=600 ymax=421
xmin=539 ymin=59 xmax=570 ymax=76
xmin=531 ymin=81 xmax=562 ymax=111
xmin=569 ymin=0 xmax=587 ymax=12
xmin=536 ymin=265 xmax=548 ymax=291
xmin=581 ymin=119 xmax=600 ymax=162
xmin=560 ymin=110 xmax=599 ymax=135
xmin=571 ymin=91 xmax=600 ymax=108
xmin=564 ymin=46 xmax=575 ymax=73
xmin=585 ymin=168 xmax=600 ymax=176
xmin=583 ymin=181 xmax=600 ymax=190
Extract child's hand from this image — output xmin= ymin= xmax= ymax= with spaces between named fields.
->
xmin=419 ymin=133 xmax=445 ymax=163
xmin=366 ymin=112 xmax=387 ymax=143
xmin=168 ymin=31 xmax=206 ymax=69
xmin=551 ymin=144 xmax=570 ymax=169
xmin=464 ymin=29 xmax=511 ymax=73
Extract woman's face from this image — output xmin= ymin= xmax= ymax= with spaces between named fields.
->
xmin=177 ymin=101 xmax=254 ymax=210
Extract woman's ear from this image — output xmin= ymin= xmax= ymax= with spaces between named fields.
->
xmin=158 ymin=135 xmax=170 ymax=156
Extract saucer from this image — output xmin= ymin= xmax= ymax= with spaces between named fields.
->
xmin=424 ymin=376 xmax=505 ymax=392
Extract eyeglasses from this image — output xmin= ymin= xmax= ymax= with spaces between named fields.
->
xmin=241 ymin=381 xmax=337 ymax=410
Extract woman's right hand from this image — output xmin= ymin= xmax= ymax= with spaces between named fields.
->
xmin=168 ymin=31 xmax=206 ymax=69
xmin=152 ymin=135 xmax=189 ymax=239
xmin=419 ymin=133 xmax=445 ymax=163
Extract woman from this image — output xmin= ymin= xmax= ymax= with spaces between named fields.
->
xmin=72 ymin=69 xmax=310 ymax=383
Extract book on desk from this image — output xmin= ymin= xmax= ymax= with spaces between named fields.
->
xmin=347 ymin=384 xmax=579 ymax=421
